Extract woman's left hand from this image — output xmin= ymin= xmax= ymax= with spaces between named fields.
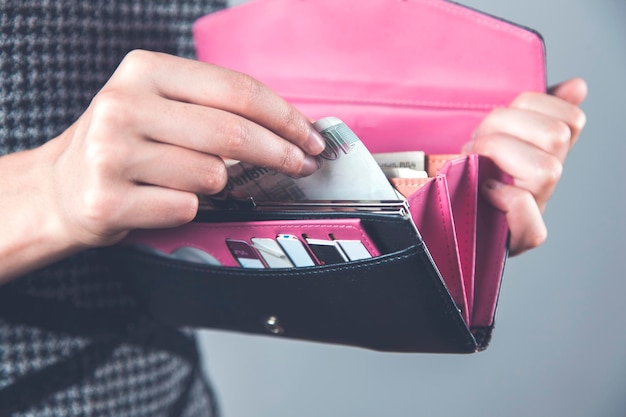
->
xmin=463 ymin=77 xmax=588 ymax=256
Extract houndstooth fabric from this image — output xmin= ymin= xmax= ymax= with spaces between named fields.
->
xmin=0 ymin=1 xmax=227 ymax=415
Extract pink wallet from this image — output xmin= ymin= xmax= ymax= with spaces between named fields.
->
xmin=117 ymin=0 xmax=546 ymax=353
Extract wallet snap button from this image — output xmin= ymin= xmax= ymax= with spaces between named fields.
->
xmin=264 ymin=315 xmax=285 ymax=335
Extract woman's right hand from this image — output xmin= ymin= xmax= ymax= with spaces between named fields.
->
xmin=0 ymin=50 xmax=325 ymax=281
xmin=50 ymin=50 xmax=326 ymax=248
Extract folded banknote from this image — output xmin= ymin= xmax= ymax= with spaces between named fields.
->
xmin=223 ymin=117 xmax=400 ymax=201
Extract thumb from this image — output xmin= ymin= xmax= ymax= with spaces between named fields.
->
xmin=548 ymin=77 xmax=588 ymax=106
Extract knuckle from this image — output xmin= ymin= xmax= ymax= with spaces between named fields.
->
xmin=525 ymin=225 xmax=548 ymax=250
xmin=510 ymin=91 xmax=536 ymax=108
xmin=477 ymin=109 xmax=501 ymax=131
xmin=536 ymin=155 xmax=563 ymax=187
xmin=117 ymin=49 xmax=156 ymax=77
xmin=278 ymin=145 xmax=302 ymax=173
xmin=571 ymin=106 xmax=587 ymax=133
xmin=509 ymin=188 xmax=533 ymax=211
xmin=83 ymin=139 xmax=117 ymax=179
xmin=488 ymin=107 xmax=508 ymax=120
xmin=78 ymin=187 xmax=117 ymax=230
xmin=222 ymin=119 xmax=253 ymax=152
xmin=89 ymin=90 xmax=136 ymax=130
xmin=82 ymin=125 xmax=130 ymax=179
xmin=201 ymin=161 xmax=229 ymax=194
xmin=470 ymin=133 xmax=499 ymax=156
xmin=80 ymin=141 xmax=128 ymax=224
xmin=282 ymin=105 xmax=308 ymax=142
xmin=545 ymin=119 xmax=572 ymax=151
xmin=229 ymin=71 xmax=264 ymax=108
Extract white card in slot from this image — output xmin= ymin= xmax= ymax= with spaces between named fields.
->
xmin=276 ymin=234 xmax=316 ymax=267
xmin=251 ymin=238 xmax=294 ymax=268
xmin=334 ymin=240 xmax=373 ymax=261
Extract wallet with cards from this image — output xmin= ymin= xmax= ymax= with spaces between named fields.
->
xmin=114 ymin=0 xmax=547 ymax=353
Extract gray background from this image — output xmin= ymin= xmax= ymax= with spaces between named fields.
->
xmin=198 ymin=1 xmax=626 ymax=416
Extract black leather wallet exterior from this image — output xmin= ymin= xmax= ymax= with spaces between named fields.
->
xmin=113 ymin=211 xmax=493 ymax=353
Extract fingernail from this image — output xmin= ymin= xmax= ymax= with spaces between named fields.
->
xmin=482 ymin=179 xmax=503 ymax=191
xmin=297 ymin=155 xmax=322 ymax=177
xmin=304 ymin=130 xmax=327 ymax=155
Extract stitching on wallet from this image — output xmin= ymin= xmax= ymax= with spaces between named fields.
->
xmin=283 ymin=95 xmax=500 ymax=111
xmin=281 ymin=0 xmax=545 ymax=108
xmin=461 ymin=157 xmax=474 ymax=285
xmin=435 ymin=177 xmax=457 ymax=288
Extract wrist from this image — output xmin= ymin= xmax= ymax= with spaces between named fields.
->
xmin=0 ymin=140 xmax=85 ymax=284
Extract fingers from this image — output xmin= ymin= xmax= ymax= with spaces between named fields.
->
xmin=547 ymin=77 xmax=588 ymax=147
xmin=58 ymin=169 xmax=200 ymax=248
xmin=548 ymin=77 xmax=588 ymax=106
xmin=52 ymin=50 xmax=332 ymax=248
xmin=125 ymin=140 xmax=229 ymax=195
xmin=510 ymin=92 xmax=586 ymax=149
xmin=465 ymin=77 xmax=588 ymax=256
xmin=474 ymin=88 xmax=586 ymax=162
xmin=474 ymin=107 xmax=573 ymax=162
xmin=466 ymin=77 xmax=587 ymax=206
xmin=114 ymin=186 xmax=200 ymax=231
xmin=135 ymin=96 xmax=321 ymax=178
xmin=111 ymin=50 xmax=326 ymax=157
xmin=481 ymin=180 xmax=547 ymax=256
xmin=466 ymin=133 xmax=561 ymax=211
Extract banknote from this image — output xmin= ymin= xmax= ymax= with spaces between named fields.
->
xmin=373 ymin=151 xmax=426 ymax=172
xmin=222 ymin=117 xmax=400 ymax=201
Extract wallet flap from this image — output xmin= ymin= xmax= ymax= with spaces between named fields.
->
xmin=194 ymin=0 xmax=546 ymax=153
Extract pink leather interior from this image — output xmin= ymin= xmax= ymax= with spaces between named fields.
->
xmin=437 ymin=155 xmax=478 ymax=320
xmin=194 ymin=0 xmax=546 ymax=153
xmin=173 ymin=0 xmax=546 ymax=328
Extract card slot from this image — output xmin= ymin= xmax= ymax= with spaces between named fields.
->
xmin=123 ymin=218 xmax=382 ymax=269
xmin=122 ymin=242 xmax=395 ymax=273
